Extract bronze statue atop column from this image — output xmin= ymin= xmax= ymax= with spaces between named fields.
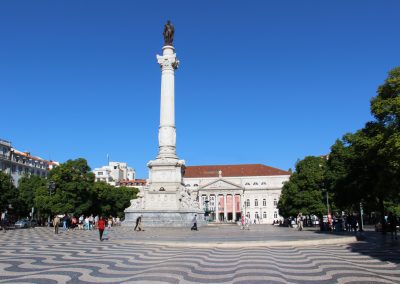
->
xmin=163 ymin=20 xmax=174 ymax=46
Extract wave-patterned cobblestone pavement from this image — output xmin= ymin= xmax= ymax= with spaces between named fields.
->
xmin=0 ymin=227 xmax=399 ymax=283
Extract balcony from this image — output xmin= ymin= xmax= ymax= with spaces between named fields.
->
xmin=0 ymin=153 xmax=10 ymax=160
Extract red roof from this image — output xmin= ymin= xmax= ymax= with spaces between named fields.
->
xmin=184 ymin=164 xmax=290 ymax=178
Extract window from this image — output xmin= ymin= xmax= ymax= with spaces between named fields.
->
xmin=274 ymin=198 xmax=277 ymax=206
xmin=245 ymin=182 xmax=250 ymax=186
xmin=253 ymin=182 xmax=258 ymax=185
xmin=194 ymin=184 xmax=198 ymax=187
xmin=254 ymin=199 xmax=258 ymax=206
xmin=185 ymin=184 xmax=191 ymax=187
xmin=246 ymin=199 xmax=250 ymax=207
xmin=263 ymin=199 xmax=266 ymax=206
xmin=274 ymin=211 xmax=278 ymax=219
xmin=114 ymin=166 xmax=117 ymax=169
xmin=98 ymin=172 xmax=103 ymax=176
xmin=261 ymin=182 xmax=266 ymax=185
xmin=255 ymin=212 xmax=260 ymax=219
xmin=246 ymin=212 xmax=250 ymax=218
xmin=263 ymin=212 xmax=267 ymax=219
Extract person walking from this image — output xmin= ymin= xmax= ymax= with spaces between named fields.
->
xmin=53 ymin=215 xmax=60 ymax=234
xmin=240 ymin=215 xmax=245 ymax=230
xmin=297 ymin=213 xmax=303 ymax=231
xmin=134 ymin=215 xmax=143 ymax=231
xmin=97 ymin=216 xmax=106 ymax=241
xmin=388 ymin=212 xmax=398 ymax=240
xmin=191 ymin=214 xmax=198 ymax=231
xmin=245 ymin=216 xmax=250 ymax=230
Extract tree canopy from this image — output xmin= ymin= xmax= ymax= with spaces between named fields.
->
xmin=278 ymin=156 xmax=327 ymax=218
xmin=8 ymin=158 xmax=138 ymax=220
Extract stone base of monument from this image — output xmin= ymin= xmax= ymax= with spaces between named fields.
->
xmin=122 ymin=210 xmax=206 ymax=227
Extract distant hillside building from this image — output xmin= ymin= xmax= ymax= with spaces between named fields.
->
xmin=116 ymin=179 xmax=146 ymax=191
xmin=0 ymin=138 xmax=59 ymax=187
xmin=93 ymin=162 xmax=136 ymax=186
xmin=183 ymin=164 xmax=290 ymax=224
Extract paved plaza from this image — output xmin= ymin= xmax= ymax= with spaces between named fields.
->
xmin=0 ymin=225 xmax=399 ymax=283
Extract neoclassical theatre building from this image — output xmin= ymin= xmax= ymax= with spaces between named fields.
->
xmin=183 ymin=164 xmax=290 ymax=224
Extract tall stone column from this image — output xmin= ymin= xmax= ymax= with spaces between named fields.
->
xmin=156 ymin=46 xmax=179 ymax=160
xmin=123 ymin=21 xmax=205 ymax=228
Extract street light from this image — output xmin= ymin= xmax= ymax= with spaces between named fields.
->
xmin=47 ymin=181 xmax=55 ymax=227
xmin=48 ymin=181 xmax=55 ymax=196
xmin=204 ymin=200 xmax=209 ymax=221
xmin=322 ymin=187 xmax=330 ymax=230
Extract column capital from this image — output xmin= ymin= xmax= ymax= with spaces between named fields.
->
xmin=157 ymin=53 xmax=179 ymax=71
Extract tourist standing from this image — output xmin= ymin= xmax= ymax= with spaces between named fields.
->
xmin=297 ymin=213 xmax=303 ymax=231
xmin=191 ymin=214 xmax=198 ymax=231
xmin=388 ymin=212 xmax=398 ymax=240
xmin=53 ymin=215 xmax=60 ymax=234
xmin=245 ymin=216 xmax=250 ymax=230
xmin=108 ymin=216 xmax=113 ymax=229
xmin=98 ymin=216 xmax=106 ymax=241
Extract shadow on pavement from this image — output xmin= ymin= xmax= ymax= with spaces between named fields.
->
xmin=312 ymin=229 xmax=400 ymax=264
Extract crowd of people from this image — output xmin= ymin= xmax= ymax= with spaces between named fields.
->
xmin=52 ymin=214 xmax=121 ymax=233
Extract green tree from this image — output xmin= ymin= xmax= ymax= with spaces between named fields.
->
xmin=48 ymin=158 xmax=95 ymax=215
xmin=326 ymin=67 xmax=400 ymax=221
xmin=17 ymin=175 xmax=48 ymax=217
xmin=278 ymin=156 xmax=327 ymax=218
xmin=370 ymin=67 xmax=400 ymax=207
xmin=93 ymin=182 xmax=137 ymax=218
xmin=0 ymin=171 xmax=16 ymax=212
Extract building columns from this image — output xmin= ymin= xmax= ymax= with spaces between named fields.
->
xmin=215 ymin=194 xmax=219 ymax=222
xmin=223 ymin=194 xmax=227 ymax=221
xmin=232 ymin=194 xmax=236 ymax=222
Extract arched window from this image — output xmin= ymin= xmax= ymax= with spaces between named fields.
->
xmin=254 ymin=199 xmax=258 ymax=206
xmin=263 ymin=199 xmax=266 ymax=206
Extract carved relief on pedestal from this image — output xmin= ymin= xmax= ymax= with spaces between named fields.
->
xmin=178 ymin=188 xmax=200 ymax=210
xmin=127 ymin=189 xmax=145 ymax=210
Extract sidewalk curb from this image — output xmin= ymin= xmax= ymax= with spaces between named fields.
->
xmin=115 ymin=236 xmax=359 ymax=248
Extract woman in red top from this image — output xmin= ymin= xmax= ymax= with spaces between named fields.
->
xmin=97 ymin=216 xmax=106 ymax=241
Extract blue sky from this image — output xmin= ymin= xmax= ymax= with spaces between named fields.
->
xmin=1 ymin=1 xmax=399 ymax=178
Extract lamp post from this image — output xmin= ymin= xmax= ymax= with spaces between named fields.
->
xmin=48 ymin=181 xmax=55 ymax=196
xmin=204 ymin=200 xmax=209 ymax=221
xmin=47 ymin=181 xmax=55 ymax=227
xmin=322 ymin=188 xmax=330 ymax=230
xmin=359 ymin=201 xmax=364 ymax=232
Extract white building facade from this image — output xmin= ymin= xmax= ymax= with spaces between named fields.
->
xmin=0 ymin=138 xmax=58 ymax=187
xmin=94 ymin=162 xmax=136 ymax=186
xmin=183 ymin=164 xmax=290 ymax=224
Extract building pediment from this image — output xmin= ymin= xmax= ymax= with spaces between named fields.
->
xmin=200 ymin=178 xmax=243 ymax=190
